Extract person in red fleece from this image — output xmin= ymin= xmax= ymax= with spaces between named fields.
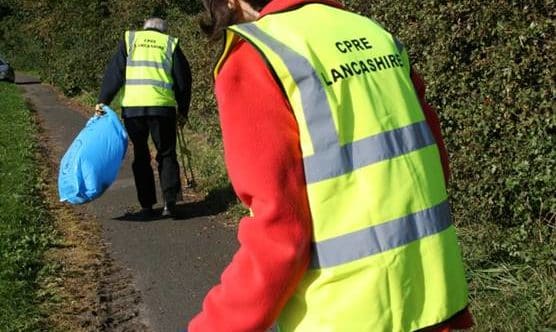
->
xmin=188 ymin=0 xmax=474 ymax=331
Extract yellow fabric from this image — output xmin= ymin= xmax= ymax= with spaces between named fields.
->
xmin=217 ymin=4 xmax=469 ymax=331
xmin=214 ymin=31 xmax=240 ymax=79
xmin=280 ymin=227 xmax=468 ymax=332
xmin=121 ymin=30 xmax=177 ymax=107
xmin=308 ymin=145 xmax=447 ymax=241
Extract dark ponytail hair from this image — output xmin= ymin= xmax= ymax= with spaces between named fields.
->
xmin=200 ymin=0 xmax=271 ymax=40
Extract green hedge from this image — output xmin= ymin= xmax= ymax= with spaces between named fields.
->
xmin=0 ymin=0 xmax=228 ymax=190
xmin=358 ymin=0 xmax=555 ymax=274
xmin=1 ymin=0 xmax=554 ymax=329
xmin=355 ymin=2 xmax=554 ymax=327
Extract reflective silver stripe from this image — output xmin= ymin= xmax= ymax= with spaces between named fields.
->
xmin=165 ymin=36 xmax=175 ymax=62
xmin=127 ymin=31 xmax=135 ymax=56
xmin=125 ymin=79 xmax=173 ymax=90
xmin=311 ymin=200 xmax=452 ymax=269
xmin=126 ymin=34 xmax=173 ymax=73
xmin=126 ymin=60 xmax=166 ymax=70
xmin=395 ymin=38 xmax=405 ymax=54
xmin=303 ymin=121 xmax=435 ymax=183
xmin=236 ymin=24 xmax=433 ymax=183
xmin=236 ymin=23 xmax=340 ymax=154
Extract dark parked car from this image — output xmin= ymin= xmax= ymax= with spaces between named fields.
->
xmin=0 ymin=57 xmax=15 ymax=83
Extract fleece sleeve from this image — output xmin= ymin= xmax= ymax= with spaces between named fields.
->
xmin=98 ymin=40 xmax=126 ymax=105
xmin=172 ymin=44 xmax=192 ymax=118
xmin=411 ymin=69 xmax=451 ymax=183
xmin=188 ymin=41 xmax=313 ymax=331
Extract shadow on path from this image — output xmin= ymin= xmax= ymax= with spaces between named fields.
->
xmin=183 ymin=184 xmax=238 ymax=218
xmin=14 ymin=74 xmax=41 ymax=85
xmin=112 ymin=184 xmax=238 ymax=222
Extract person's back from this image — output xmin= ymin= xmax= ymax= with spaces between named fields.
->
xmin=190 ymin=1 xmax=472 ymax=331
xmin=97 ymin=17 xmax=192 ymax=219
xmin=121 ymin=28 xmax=178 ymax=108
xmin=224 ymin=4 xmax=469 ymax=330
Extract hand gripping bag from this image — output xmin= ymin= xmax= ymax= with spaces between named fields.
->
xmin=58 ymin=105 xmax=128 ymax=204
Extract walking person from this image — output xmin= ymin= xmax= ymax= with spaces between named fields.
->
xmin=188 ymin=0 xmax=473 ymax=331
xmin=97 ymin=17 xmax=192 ymax=219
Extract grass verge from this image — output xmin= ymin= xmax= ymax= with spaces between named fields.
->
xmin=458 ymin=221 xmax=556 ymax=330
xmin=9 ymin=77 xmax=147 ymax=331
xmin=0 ymin=82 xmax=56 ymax=330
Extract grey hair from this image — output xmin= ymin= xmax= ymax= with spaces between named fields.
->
xmin=143 ymin=17 xmax=168 ymax=32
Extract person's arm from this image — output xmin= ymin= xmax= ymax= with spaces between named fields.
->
xmin=188 ymin=42 xmax=313 ymax=331
xmin=172 ymin=44 xmax=192 ymax=120
xmin=411 ymin=69 xmax=451 ymax=183
xmin=98 ymin=40 xmax=126 ymax=105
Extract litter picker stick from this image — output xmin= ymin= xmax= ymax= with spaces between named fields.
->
xmin=177 ymin=125 xmax=196 ymax=188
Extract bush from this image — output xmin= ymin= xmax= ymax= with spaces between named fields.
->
xmin=354 ymin=0 xmax=555 ymax=261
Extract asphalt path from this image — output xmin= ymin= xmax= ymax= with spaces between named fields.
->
xmin=16 ymin=73 xmax=238 ymax=332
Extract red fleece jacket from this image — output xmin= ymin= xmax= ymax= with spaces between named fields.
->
xmin=189 ymin=0 xmax=471 ymax=331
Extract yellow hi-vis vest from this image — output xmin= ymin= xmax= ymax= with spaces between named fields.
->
xmin=215 ymin=3 xmax=469 ymax=332
xmin=121 ymin=30 xmax=177 ymax=107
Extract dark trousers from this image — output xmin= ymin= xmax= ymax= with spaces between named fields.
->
xmin=124 ymin=116 xmax=181 ymax=208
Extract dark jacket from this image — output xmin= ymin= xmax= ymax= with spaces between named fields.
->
xmin=98 ymin=30 xmax=192 ymax=119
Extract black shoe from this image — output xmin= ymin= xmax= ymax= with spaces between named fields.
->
xmin=162 ymin=202 xmax=177 ymax=218
xmin=122 ymin=207 xmax=156 ymax=221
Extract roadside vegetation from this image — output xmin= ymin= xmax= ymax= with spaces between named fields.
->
xmin=0 ymin=82 xmax=56 ymax=330
xmin=0 ymin=0 xmax=554 ymax=330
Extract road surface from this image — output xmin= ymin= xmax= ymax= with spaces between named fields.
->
xmin=16 ymin=73 xmax=238 ymax=332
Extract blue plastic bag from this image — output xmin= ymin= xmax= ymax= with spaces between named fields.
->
xmin=58 ymin=105 xmax=128 ymax=204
